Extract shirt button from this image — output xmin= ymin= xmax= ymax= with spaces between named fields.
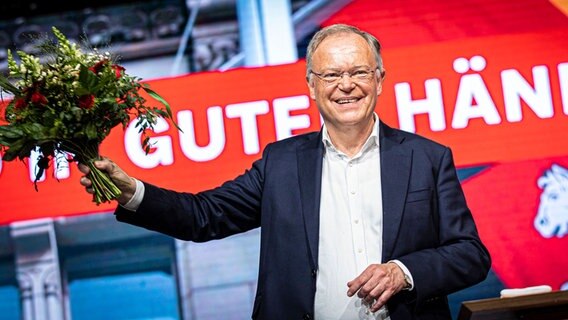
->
xmin=350 ymin=190 xmax=356 ymax=195
xmin=349 ymin=162 xmax=353 ymax=167
xmin=354 ymin=219 xmax=359 ymax=224
xmin=358 ymin=248 xmax=363 ymax=253
xmin=311 ymin=269 xmax=317 ymax=278
xmin=303 ymin=313 xmax=312 ymax=320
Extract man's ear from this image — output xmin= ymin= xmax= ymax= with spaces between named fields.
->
xmin=376 ymin=70 xmax=386 ymax=95
xmin=308 ymin=78 xmax=316 ymax=100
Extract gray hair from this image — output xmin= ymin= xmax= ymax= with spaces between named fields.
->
xmin=305 ymin=24 xmax=384 ymax=81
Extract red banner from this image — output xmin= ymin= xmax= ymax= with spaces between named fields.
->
xmin=463 ymin=156 xmax=568 ymax=290
xmin=1 ymin=29 xmax=567 ymax=224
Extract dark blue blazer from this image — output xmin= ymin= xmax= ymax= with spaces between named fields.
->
xmin=116 ymin=121 xmax=491 ymax=320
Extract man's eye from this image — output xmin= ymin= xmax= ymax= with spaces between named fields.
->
xmin=352 ymin=70 xmax=370 ymax=78
xmin=323 ymin=73 xmax=340 ymax=80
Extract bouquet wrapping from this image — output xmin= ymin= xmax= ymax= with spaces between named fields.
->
xmin=0 ymin=27 xmax=178 ymax=204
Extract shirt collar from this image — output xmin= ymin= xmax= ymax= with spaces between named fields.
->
xmin=322 ymin=113 xmax=380 ymax=156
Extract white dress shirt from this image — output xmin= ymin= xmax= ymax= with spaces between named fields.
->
xmin=314 ymin=114 xmax=413 ymax=319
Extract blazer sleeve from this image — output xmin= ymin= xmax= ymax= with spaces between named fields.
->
xmin=114 ymin=150 xmax=267 ymax=242
xmin=397 ymin=147 xmax=491 ymax=307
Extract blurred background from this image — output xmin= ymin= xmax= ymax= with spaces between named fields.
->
xmin=0 ymin=0 xmax=567 ymax=319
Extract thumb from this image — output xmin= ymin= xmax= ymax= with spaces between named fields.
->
xmin=93 ymin=159 xmax=115 ymax=173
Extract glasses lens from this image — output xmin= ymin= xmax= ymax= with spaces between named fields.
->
xmin=353 ymin=70 xmax=372 ymax=80
xmin=313 ymin=69 xmax=375 ymax=85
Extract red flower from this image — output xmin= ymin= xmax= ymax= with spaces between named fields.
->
xmin=78 ymin=94 xmax=95 ymax=109
xmin=111 ymin=64 xmax=125 ymax=79
xmin=89 ymin=59 xmax=108 ymax=74
xmin=31 ymin=92 xmax=48 ymax=105
xmin=14 ymin=98 xmax=27 ymax=109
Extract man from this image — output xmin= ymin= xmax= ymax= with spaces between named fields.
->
xmin=80 ymin=24 xmax=491 ymax=319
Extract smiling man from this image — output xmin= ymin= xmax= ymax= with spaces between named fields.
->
xmin=80 ymin=24 xmax=491 ymax=319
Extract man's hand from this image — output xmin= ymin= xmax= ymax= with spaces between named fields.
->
xmin=347 ymin=262 xmax=407 ymax=312
xmin=78 ymin=158 xmax=136 ymax=205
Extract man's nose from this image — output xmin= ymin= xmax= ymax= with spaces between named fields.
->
xmin=337 ymin=73 xmax=355 ymax=90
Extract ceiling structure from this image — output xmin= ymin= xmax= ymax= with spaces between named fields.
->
xmin=0 ymin=0 xmax=350 ymax=74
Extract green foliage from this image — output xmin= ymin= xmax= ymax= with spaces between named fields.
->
xmin=0 ymin=27 xmax=178 ymax=204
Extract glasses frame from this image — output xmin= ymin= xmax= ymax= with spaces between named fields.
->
xmin=310 ymin=67 xmax=379 ymax=86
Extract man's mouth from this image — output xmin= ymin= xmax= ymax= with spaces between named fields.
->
xmin=335 ymin=97 xmax=360 ymax=104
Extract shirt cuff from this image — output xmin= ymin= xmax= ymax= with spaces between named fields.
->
xmin=389 ymin=260 xmax=415 ymax=291
xmin=120 ymin=179 xmax=145 ymax=212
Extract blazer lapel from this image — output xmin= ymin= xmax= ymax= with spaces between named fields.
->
xmin=297 ymin=132 xmax=324 ymax=270
xmin=380 ymin=122 xmax=412 ymax=261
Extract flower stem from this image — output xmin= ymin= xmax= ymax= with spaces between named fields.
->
xmin=86 ymin=160 xmax=122 ymax=204
xmin=61 ymin=140 xmax=121 ymax=205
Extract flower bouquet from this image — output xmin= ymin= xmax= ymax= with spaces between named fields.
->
xmin=0 ymin=27 xmax=178 ymax=204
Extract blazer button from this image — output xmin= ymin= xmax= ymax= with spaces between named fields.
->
xmin=303 ymin=313 xmax=312 ymax=320
xmin=311 ymin=269 xmax=317 ymax=278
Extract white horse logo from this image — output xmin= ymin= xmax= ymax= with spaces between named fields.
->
xmin=534 ymin=164 xmax=568 ymax=238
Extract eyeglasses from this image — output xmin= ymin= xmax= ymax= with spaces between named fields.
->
xmin=310 ymin=68 xmax=378 ymax=85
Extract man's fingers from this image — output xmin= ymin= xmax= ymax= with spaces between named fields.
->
xmin=81 ymin=176 xmax=95 ymax=194
xmin=347 ymin=271 xmax=370 ymax=297
xmin=93 ymin=159 xmax=115 ymax=173
xmin=348 ymin=263 xmax=405 ymax=310
xmin=370 ymin=288 xmax=394 ymax=312
xmin=77 ymin=163 xmax=90 ymax=174
xmin=357 ymin=273 xmax=381 ymax=298
xmin=363 ymin=279 xmax=385 ymax=300
xmin=80 ymin=176 xmax=92 ymax=188
xmin=78 ymin=159 xmax=114 ymax=174
xmin=347 ymin=265 xmax=379 ymax=297
xmin=77 ymin=157 xmax=136 ymax=204
xmin=346 ymin=282 xmax=359 ymax=297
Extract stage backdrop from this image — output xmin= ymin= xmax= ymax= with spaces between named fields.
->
xmin=1 ymin=0 xmax=567 ymax=293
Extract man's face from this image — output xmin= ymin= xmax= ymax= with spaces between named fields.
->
xmin=308 ymin=33 xmax=383 ymax=131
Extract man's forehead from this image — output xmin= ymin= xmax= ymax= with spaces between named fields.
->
xmin=320 ymin=32 xmax=366 ymax=45
xmin=316 ymin=34 xmax=369 ymax=54
xmin=313 ymin=33 xmax=374 ymax=64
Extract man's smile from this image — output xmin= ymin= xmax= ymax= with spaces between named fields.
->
xmin=334 ymin=96 xmax=363 ymax=106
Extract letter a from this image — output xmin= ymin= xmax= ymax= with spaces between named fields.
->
xmin=452 ymin=74 xmax=501 ymax=129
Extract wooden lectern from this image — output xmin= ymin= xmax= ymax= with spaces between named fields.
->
xmin=458 ymin=291 xmax=568 ymax=320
